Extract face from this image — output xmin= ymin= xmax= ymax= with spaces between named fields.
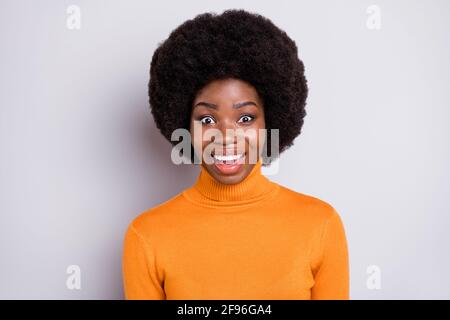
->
xmin=189 ymin=78 xmax=266 ymax=185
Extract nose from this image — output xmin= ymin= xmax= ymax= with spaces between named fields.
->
xmin=215 ymin=119 xmax=244 ymax=145
xmin=210 ymin=122 xmax=247 ymax=155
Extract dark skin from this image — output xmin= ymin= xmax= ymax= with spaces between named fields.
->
xmin=189 ymin=78 xmax=266 ymax=185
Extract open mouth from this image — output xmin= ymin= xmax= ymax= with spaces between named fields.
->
xmin=212 ymin=152 xmax=245 ymax=165
xmin=210 ymin=151 xmax=246 ymax=175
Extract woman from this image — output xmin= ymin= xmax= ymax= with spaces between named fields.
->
xmin=122 ymin=9 xmax=349 ymax=300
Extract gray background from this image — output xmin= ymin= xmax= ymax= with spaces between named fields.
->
xmin=1 ymin=0 xmax=449 ymax=299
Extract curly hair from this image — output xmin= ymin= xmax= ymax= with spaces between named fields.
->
xmin=149 ymin=9 xmax=308 ymax=164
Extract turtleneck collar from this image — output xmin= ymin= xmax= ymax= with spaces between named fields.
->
xmin=182 ymin=158 xmax=279 ymax=208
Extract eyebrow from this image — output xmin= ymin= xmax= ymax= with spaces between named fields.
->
xmin=193 ymin=101 xmax=258 ymax=110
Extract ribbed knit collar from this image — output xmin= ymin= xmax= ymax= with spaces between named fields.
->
xmin=182 ymin=158 xmax=279 ymax=208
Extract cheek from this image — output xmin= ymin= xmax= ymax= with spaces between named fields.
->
xmin=190 ymin=128 xmax=213 ymax=160
xmin=243 ymin=129 xmax=261 ymax=153
xmin=250 ymin=127 xmax=266 ymax=157
xmin=257 ymin=116 xmax=266 ymax=130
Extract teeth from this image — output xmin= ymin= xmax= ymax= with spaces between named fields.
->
xmin=213 ymin=153 xmax=245 ymax=162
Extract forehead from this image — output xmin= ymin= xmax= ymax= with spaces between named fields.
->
xmin=194 ymin=78 xmax=260 ymax=102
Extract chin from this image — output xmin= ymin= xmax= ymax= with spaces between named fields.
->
xmin=208 ymin=163 xmax=248 ymax=182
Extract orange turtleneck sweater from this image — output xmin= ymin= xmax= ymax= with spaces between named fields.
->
xmin=122 ymin=159 xmax=350 ymax=300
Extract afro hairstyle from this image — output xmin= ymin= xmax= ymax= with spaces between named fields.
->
xmin=148 ymin=9 xmax=308 ymax=164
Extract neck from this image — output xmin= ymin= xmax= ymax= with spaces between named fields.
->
xmin=183 ymin=158 xmax=279 ymax=207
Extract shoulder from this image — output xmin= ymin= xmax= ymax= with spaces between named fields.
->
xmin=273 ymin=183 xmax=347 ymax=252
xmin=125 ymin=191 xmax=187 ymax=240
xmin=274 ymin=182 xmax=342 ymax=224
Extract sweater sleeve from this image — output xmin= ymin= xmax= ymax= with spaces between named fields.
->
xmin=122 ymin=223 xmax=166 ymax=300
xmin=311 ymin=209 xmax=350 ymax=300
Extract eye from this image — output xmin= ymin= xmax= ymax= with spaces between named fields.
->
xmin=199 ymin=115 xmax=216 ymax=125
xmin=238 ymin=114 xmax=255 ymax=123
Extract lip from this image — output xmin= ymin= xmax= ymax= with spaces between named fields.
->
xmin=211 ymin=147 xmax=246 ymax=157
xmin=212 ymin=152 xmax=246 ymax=175
xmin=212 ymin=152 xmax=245 ymax=162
